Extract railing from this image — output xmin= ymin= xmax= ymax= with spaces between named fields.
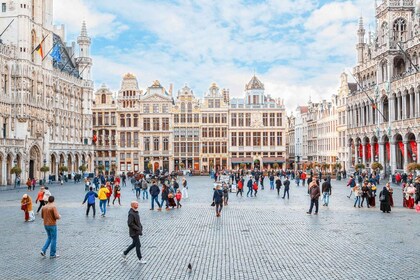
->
xmin=0 ymin=138 xmax=24 ymax=147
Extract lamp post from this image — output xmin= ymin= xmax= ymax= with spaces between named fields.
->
xmin=43 ymin=158 xmax=47 ymax=184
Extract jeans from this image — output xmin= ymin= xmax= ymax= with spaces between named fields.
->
xmin=236 ymin=189 xmax=243 ymax=197
xmin=215 ymin=203 xmax=223 ymax=214
xmin=42 ymin=225 xmax=57 ymax=257
xmin=99 ymin=199 xmax=107 ymax=215
xmin=135 ymin=188 xmax=141 ymax=199
xmin=361 ymin=196 xmax=370 ymax=208
xmin=161 ymin=198 xmax=168 ymax=208
xmin=151 ymin=195 xmax=161 ymax=209
xmin=142 ymin=189 xmax=149 ymax=200
xmin=270 ymin=181 xmax=274 ymax=190
xmin=308 ymin=199 xmax=319 ymax=214
xmin=124 ymin=235 xmax=142 ymax=260
xmin=37 ymin=200 xmax=45 ymax=213
xmin=246 ymin=188 xmax=253 ymax=197
xmin=282 ymin=188 xmax=289 ymax=199
xmin=296 ymin=179 xmax=300 ymax=186
xmin=86 ymin=203 xmax=96 ymax=216
xmin=276 ymin=187 xmax=281 ymax=196
xmin=322 ymin=192 xmax=330 ymax=206
xmin=354 ymin=196 xmax=361 ymax=207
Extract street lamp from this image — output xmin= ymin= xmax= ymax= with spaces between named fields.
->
xmin=13 ymin=159 xmax=17 ymax=188
xmin=43 ymin=158 xmax=47 ymax=184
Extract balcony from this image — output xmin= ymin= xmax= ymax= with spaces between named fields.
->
xmin=0 ymin=138 xmax=25 ymax=147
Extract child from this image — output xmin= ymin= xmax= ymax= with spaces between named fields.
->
xmin=106 ymin=182 xmax=113 ymax=206
xmin=253 ymin=181 xmax=258 ymax=197
xmin=175 ymin=189 xmax=182 ymax=208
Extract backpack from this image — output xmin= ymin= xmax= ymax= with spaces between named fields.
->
xmin=87 ymin=193 xmax=96 ymax=204
xmin=141 ymin=180 xmax=148 ymax=190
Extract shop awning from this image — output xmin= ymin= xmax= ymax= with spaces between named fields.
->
xmin=231 ymin=157 xmax=253 ymax=163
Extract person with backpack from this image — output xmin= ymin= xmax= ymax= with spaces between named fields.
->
xmin=141 ymin=179 xmax=148 ymax=200
xmin=82 ymin=187 xmax=98 ymax=217
xmin=347 ymin=175 xmax=356 ymax=198
xmin=321 ymin=178 xmax=332 ymax=207
xmin=307 ymin=177 xmax=320 ymax=215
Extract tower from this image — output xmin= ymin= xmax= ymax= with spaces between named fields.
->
xmin=356 ymin=17 xmax=365 ymax=64
xmin=77 ymin=21 xmax=92 ymax=80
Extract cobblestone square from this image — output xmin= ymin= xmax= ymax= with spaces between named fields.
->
xmin=0 ymin=176 xmax=419 ymax=280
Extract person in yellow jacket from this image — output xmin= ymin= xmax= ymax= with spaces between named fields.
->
xmin=98 ymin=185 xmax=110 ymax=217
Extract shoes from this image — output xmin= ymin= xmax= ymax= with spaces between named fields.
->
xmin=150 ymin=208 xmax=154 ymax=210
xmin=138 ymin=259 xmax=147 ymax=264
xmin=50 ymin=255 xmax=60 ymax=259
xmin=40 ymin=251 xmax=46 ymax=257
xmin=314 ymin=212 xmax=318 ymax=215
xmin=122 ymin=252 xmax=127 ymax=261
xmin=306 ymin=212 xmax=311 ymax=215
xmin=347 ymin=196 xmax=350 ymax=199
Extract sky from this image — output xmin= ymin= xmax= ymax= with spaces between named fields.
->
xmin=54 ymin=0 xmax=375 ymax=111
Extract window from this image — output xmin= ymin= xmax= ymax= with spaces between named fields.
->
xmin=126 ymin=114 xmax=131 ymax=127
xmin=111 ymin=113 xmax=116 ymax=125
xmin=174 ymin=114 xmax=179 ymax=124
xmin=277 ymin=132 xmax=282 ymax=146
xmin=393 ymin=18 xmax=407 ymax=42
xmin=253 ymin=132 xmax=261 ymax=146
xmin=126 ymin=132 xmax=131 ymax=148
xmin=187 ymin=102 xmax=192 ymax=112
xmin=143 ymin=118 xmax=150 ymax=131
xmin=133 ymin=114 xmax=138 ymax=127
xmin=238 ymin=132 xmax=244 ymax=146
xmin=208 ymin=100 xmax=214 ymax=108
xmin=2 ymin=3 xmax=6 ymax=12
xmin=187 ymin=143 xmax=193 ymax=153
xmin=134 ymin=132 xmax=139 ymax=147
xmin=162 ymin=104 xmax=169 ymax=113
xmin=163 ymin=138 xmax=169 ymax=151
xmin=174 ymin=143 xmax=180 ymax=153
xmin=144 ymin=137 xmax=150 ymax=151
xmin=153 ymin=118 xmax=159 ymax=131
xmin=231 ymin=113 xmax=236 ymax=126
xmin=120 ymin=133 xmax=126 ymax=147
xmin=215 ymin=127 xmax=221 ymax=138
xmin=215 ymin=99 xmax=220 ymax=108
xmin=263 ymin=113 xmax=268 ymax=126
xmin=143 ymin=104 xmax=149 ymax=113
xmin=153 ymin=104 xmax=159 ymax=113
xmin=162 ymin=118 xmax=169 ymax=130
xmin=215 ymin=142 xmax=220 ymax=153
xmin=92 ymin=113 xmax=96 ymax=126
xmin=101 ymin=94 xmax=106 ymax=104
xmin=263 ymin=132 xmax=268 ymax=146
xmin=253 ymin=95 xmax=258 ymax=104
xmin=221 ymin=114 xmax=227 ymax=123
xmin=209 ymin=128 xmax=214 ymax=138
xmin=277 ymin=113 xmax=282 ymax=126
xmin=270 ymin=132 xmax=275 ymax=146
xmin=209 ymin=114 xmax=214 ymax=123
xmin=221 ymin=127 xmax=227 ymax=138
xmin=181 ymin=143 xmax=186 ymax=153
xmin=270 ymin=113 xmax=275 ymax=126
xmin=194 ymin=114 xmax=199 ymax=123
xmin=221 ymin=142 xmax=227 ymax=153
xmin=245 ymin=132 xmax=251 ymax=146
xmin=209 ymin=142 xmax=214 ymax=153
xmin=181 ymin=103 xmax=186 ymax=112
xmin=238 ymin=113 xmax=244 ymax=126
xmin=246 ymin=113 xmax=251 ymax=126
xmin=202 ymin=127 xmax=207 ymax=137
xmin=181 ymin=114 xmax=186 ymax=123
xmin=104 ymin=113 xmax=109 ymax=125
xmin=187 ymin=114 xmax=192 ymax=123
xmin=215 ymin=114 xmax=220 ymax=123
xmin=232 ymin=132 xmax=237 ymax=146
xmin=153 ymin=137 xmax=159 ymax=151
xmin=202 ymin=114 xmax=207 ymax=123
xmin=202 ymin=143 xmax=207 ymax=153
xmin=119 ymin=114 xmax=124 ymax=127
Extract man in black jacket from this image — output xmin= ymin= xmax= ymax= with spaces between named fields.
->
xmin=149 ymin=181 xmax=161 ymax=211
xmin=282 ymin=177 xmax=290 ymax=199
xmin=321 ymin=178 xmax=332 ymax=206
xmin=122 ymin=201 xmax=146 ymax=264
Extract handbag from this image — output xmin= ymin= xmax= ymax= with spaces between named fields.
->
xmin=210 ymin=202 xmax=215 ymax=207
xmin=379 ymin=193 xmax=385 ymax=202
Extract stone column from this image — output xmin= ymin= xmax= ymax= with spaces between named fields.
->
xmin=415 ymin=91 xmax=420 ymax=118
xmin=396 ymin=97 xmax=400 ymax=120
xmin=379 ymin=141 xmax=385 ymax=168
xmin=390 ymin=141 xmax=397 ymax=173
xmin=1 ymin=159 xmax=6 ymax=185
xmin=389 ymin=96 xmax=395 ymax=121
xmin=410 ymin=92 xmax=414 ymax=118
xmin=403 ymin=141 xmax=409 ymax=170
xmin=402 ymin=94 xmax=407 ymax=119
xmin=347 ymin=144 xmax=352 ymax=169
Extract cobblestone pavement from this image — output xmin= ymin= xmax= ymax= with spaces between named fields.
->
xmin=0 ymin=176 xmax=419 ymax=280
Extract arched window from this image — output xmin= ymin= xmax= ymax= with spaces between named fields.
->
xmin=101 ymin=94 xmax=106 ymax=104
xmin=120 ymin=114 xmax=125 ymax=127
xmin=187 ymin=102 xmax=192 ymax=112
xmin=181 ymin=103 xmax=186 ymax=113
xmin=153 ymin=137 xmax=159 ymax=151
xmin=393 ymin=18 xmax=407 ymax=42
xmin=133 ymin=114 xmax=138 ymax=127
xmin=163 ymin=138 xmax=169 ymax=151
xmin=126 ymin=114 xmax=131 ymax=127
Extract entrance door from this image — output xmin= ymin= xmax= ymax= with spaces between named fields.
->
xmin=29 ymin=160 xmax=35 ymax=179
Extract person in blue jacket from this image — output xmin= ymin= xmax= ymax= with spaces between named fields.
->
xmin=82 ymin=186 xmax=98 ymax=217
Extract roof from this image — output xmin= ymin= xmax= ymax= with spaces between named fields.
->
xmin=245 ymin=75 xmax=264 ymax=90
xmin=298 ymin=106 xmax=308 ymax=113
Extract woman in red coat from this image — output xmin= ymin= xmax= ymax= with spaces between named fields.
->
xmin=253 ymin=181 xmax=258 ymax=197
xmin=106 ymin=182 xmax=113 ymax=206
xmin=112 ymin=183 xmax=121 ymax=206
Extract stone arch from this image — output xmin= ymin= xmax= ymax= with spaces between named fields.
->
xmin=405 ymin=133 xmax=417 ymax=164
xmin=393 ymin=133 xmax=404 ymax=170
xmin=29 ymin=145 xmax=41 ymax=179
xmin=67 ymin=153 xmax=74 ymax=173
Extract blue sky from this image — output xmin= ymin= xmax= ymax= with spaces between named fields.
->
xmin=54 ymin=0 xmax=374 ymax=109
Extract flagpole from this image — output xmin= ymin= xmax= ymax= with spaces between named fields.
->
xmin=60 ymin=53 xmax=75 ymax=71
xmin=31 ymin=33 xmax=49 ymax=54
xmin=0 ymin=19 xmax=14 ymax=38
xmin=78 ymin=64 xmax=89 ymax=79
xmin=42 ymin=43 xmax=55 ymax=62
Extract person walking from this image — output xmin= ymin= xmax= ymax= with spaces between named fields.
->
xmin=43 ymin=187 xmax=51 ymax=205
xmin=379 ymin=186 xmax=391 ymax=213
xmin=353 ymin=184 xmax=361 ymax=208
xmin=360 ymin=182 xmax=370 ymax=208
xmin=282 ymin=177 xmax=290 ymax=199
xmin=122 ymin=201 xmax=146 ymax=264
xmin=246 ymin=177 xmax=253 ymax=197
xmin=236 ymin=179 xmax=243 ymax=197
xmin=346 ymin=175 xmax=356 ymax=198
xmin=134 ymin=179 xmax=141 ymax=200
xmin=213 ymin=185 xmax=224 ymax=217
xmin=40 ymin=196 xmax=61 ymax=258
xmin=175 ymin=189 xmax=182 ymax=208
xmin=181 ymin=178 xmax=189 ymax=199
xmin=149 ymin=181 xmax=161 ymax=211
xmin=306 ymin=177 xmax=320 ymax=215
xmin=36 ymin=186 xmax=46 ymax=214
xmin=141 ymin=178 xmax=149 ymax=200
xmin=106 ymin=182 xmax=113 ymax=206
xmin=275 ymin=176 xmax=282 ymax=196
xmin=26 ymin=178 xmax=32 ymax=191
xmin=160 ymin=183 xmax=169 ymax=210
xmin=98 ymin=185 xmax=110 ymax=217
xmin=222 ymin=183 xmax=229 ymax=206
xmin=82 ymin=186 xmax=98 ymax=217
xmin=32 ymin=178 xmax=37 ymax=191
xmin=21 ymin=194 xmax=35 ymax=222
xmin=321 ymin=178 xmax=332 ymax=206
xmin=113 ymin=183 xmax=122 ymax=206
xmin=252 ymin=180 xmax=259 ymax=197
xmin=269 ymin=174 xmax=275 ymax=190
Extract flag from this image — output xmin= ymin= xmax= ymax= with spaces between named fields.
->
xmin=35 ymin=43 xmax=44 ymax=58
xmin=50 ymin=44 xmax=61 ymax=63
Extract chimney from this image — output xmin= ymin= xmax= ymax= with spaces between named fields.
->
xmin=169 ymin=83 xmax=173 ymax=96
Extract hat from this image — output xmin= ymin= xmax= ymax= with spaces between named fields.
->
xmin=22 ymin=194 xmax=28 ymax=198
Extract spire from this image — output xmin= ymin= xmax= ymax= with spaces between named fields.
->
xmin=81 ymin=21 xmax=88 ymax=37
xmin=358 ymin=16 xmax=364 ymax=30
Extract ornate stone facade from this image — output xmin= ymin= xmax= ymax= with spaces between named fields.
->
xmin=347 ymin=1 xmax=420 ymax=175
xmin=0 ymin=1 xmax=94 ymax=186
